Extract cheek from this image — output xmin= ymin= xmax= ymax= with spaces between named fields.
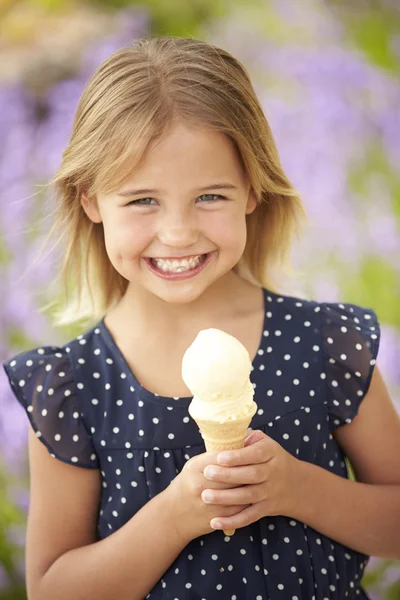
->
xmin=203 ymin=210 xmax=247 ymax=252
xmin=102 ymin=215 xmax=152 ymax=260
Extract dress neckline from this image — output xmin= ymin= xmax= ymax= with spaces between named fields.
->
xmin=97 ymin=287 xmax=269 ymax=407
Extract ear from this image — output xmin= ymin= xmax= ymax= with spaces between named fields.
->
xmin=245 ymin=189 xmax=258 ymax=215
xmin=81 ymin=189 xmax=102 ymax=224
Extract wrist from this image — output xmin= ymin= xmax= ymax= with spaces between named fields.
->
xmin=161 ymin=482 xmax=194 ymax=546
xmin=285 ymin=457 xmax=315 ymax=520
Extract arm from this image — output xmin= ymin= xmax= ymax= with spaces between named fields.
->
xmin=39 ymin=490 xmax=188 ymax=600
xmin=28 ymin=428 xmax=190 ymax=600
xmin=292 ymin=463 xmax=400 ymax=559
xmin=200 ymin=366 xmax=400 ymax=560
xmin=291 ymin=365 xmax=400 ymax=559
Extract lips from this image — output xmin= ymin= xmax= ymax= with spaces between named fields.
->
xmin=150 ymin=254 xmax=206 ymax=273
xmin=144 ymin=252 xmax=212 ymax=280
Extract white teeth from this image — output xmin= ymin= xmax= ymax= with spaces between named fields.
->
xmin=152 ymin=255 xmax=204 ymax=273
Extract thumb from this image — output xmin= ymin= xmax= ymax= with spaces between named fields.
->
xmin=244 ymin=429 xmax=265 ymax=446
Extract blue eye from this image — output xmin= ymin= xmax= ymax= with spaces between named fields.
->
xmin=198 ymin=194 xmax=225 ymax=202
xmin=128 ymin=198 xmax=157 ymax=206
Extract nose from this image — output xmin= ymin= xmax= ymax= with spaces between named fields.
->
xmin=157 ymin=208 xmax=199 ymax=248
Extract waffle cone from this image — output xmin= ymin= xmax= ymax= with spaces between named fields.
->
xmin=194 ymin=414 xmax=255 ymax=452
xmin=193 ymin=408 xmax=257 ymax=536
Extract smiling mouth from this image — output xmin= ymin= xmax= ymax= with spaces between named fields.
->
xmin=149 ymin=254 xmax=208 ymax=274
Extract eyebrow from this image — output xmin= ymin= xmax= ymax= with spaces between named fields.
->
xmin=117 ymin=183 xmax=239 ymax=197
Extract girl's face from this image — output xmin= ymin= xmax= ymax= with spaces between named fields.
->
xmin=82 ymin=120 xmax=257 ymax=305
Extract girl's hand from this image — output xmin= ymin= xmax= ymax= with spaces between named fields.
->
xmin=166 ymin=450 xmax=250 ymax=542
xmin=201 ymin=430 xmax=300 ymax=531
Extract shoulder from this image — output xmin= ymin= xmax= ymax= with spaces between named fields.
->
xmin=2 ymin=322 xmax=103 ymax=469
xmin=264 ymin=288 xmax=380 ymax=337
xmin=3 ymin=321 xmax=103 ymax=386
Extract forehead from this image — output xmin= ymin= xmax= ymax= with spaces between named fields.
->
xmin=117 ymin=122 xmax=247 ymax=189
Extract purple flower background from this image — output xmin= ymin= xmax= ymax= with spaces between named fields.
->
xmin=0 ymin=2 xmax=399 ymax=596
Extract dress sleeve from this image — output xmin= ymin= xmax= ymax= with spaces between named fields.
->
xmin=3 ymin=346 xmax=99 ymax=469
xmin=320 ymin=302 xmax=380 ymax=430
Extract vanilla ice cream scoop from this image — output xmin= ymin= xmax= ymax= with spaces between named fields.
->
xmin=182 ymin=328 xmax=257 ymax=423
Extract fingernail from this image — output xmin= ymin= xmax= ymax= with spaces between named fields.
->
xmin=210 ymin=520 xmax=222 ymax=529
xmin=204 ymin=466 xmax=216 ymax=479
xmin=217 ymin=452 xmax=231 ymax=465
xmin=202 ymin=490 xmax=213 ymax=503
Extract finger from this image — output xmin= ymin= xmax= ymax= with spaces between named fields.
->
xmin=202 ymin=483 xmax=265 ymax=505
xmin=217 ymin=434 xmax=275 ymax=467
xmin=203 ymin=463 xmax=266 ymax=485
xmin=210 ymin=503 xmax=263 ymax=531
xmin=245 ymin=429 xmax=266 ymax=446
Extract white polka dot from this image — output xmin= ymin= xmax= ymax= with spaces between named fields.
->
xmin=272 ymin=554 xmax=279 ymax=560
xmin=54 ymin=434 xmax=61 ymax=441
xmin=275 ymin=330 xmax=282 ymax=336
xmin=356 ymin=343 xmax=362 ymax=350
xmin=128 ymin=414 xmax=134 ymax=420
xmin=293 ymin=379 xmax=300 ymax=385
xmin=284 ymin=396 xmax=290 ymax=402
xmin=284 ymin=354 xmax=291 ymax=360
xmin=93 ymin=372 xmax=100 ymax=379
xmin=212 ymin=554 xmax=218 ymax=560
xmin=139 ymin=430 xmax=144 ymax=436
xmin=168 ymin=433 xmax=175 ymax=439
xmin=19 ymin=380 xmax=25 ymax=387
xmin=92 ymin=399 xmax=99 ymax=405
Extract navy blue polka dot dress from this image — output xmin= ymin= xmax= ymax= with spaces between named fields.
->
xmin=3 ymin=289 xmax=380 ymax=599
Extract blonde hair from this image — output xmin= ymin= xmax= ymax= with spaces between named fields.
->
xmin=41 ymin=35 xmax=307 ymax=326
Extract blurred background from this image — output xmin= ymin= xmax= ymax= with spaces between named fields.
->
xmin=0 ymin=0 xmax=399 ymax=598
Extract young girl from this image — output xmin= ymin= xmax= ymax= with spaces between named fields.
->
xmin=3 ymin=36 xmax=400 ymax=600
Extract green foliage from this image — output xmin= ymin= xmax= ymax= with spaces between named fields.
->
xmin=340 ymin=256 xmax=400 ymax=328
xmin=0 ymin=464 xmax=27 ymax=599
xmin=349 ymin=10 xmax=400 ymax=74
xmin=88 ymin=0 xmax=228 ymax=37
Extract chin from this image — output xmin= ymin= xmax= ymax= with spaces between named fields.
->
xmin=146 ymin=281 xmax=211 ymax=305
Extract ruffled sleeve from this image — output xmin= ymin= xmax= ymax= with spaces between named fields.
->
xmin=320 ymin=302 xmax=380 ymax=430
xmin=3 ymin=346 xmax=99 ymax=469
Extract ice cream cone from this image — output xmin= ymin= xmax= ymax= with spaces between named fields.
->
xmin=182 ymin=328 xmax=259 ymax=537
xmin=192 ymin=408 xmax=257 ymax=536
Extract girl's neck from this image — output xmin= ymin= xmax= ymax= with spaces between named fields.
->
xmin=111 ymin=271 xmax=262 ymax=331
